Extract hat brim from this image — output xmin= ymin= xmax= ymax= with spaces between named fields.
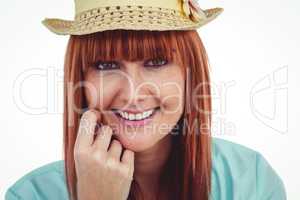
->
xmin=42 ymin=7 xmax=223 ymax=36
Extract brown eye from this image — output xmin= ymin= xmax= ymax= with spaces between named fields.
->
xmin=144 ymin=57 xmax=168 ymax=67
xmin=93 ymin=60 xmax=120 ymax=70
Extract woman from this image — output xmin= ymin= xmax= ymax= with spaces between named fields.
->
xmin=5 ymin=0 xmax=286 ymax=200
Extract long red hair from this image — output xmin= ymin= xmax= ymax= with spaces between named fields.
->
xmin=63 ymin=30 xmax=212 ymax=200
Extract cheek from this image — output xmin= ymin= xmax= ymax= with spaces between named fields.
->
xmin=84 ymin=76 xmax=121 ymax=110
xmin=159 ymin=76 xmax=185 ymax=114
xmin=161 ymin=87 xmax=184 ymax=112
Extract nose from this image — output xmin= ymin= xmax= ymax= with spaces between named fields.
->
xmin=117 ymin=62 xmax=154 ymax=108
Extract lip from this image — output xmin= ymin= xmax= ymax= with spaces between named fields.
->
xmin=112 ymin=107 xmax=160 ymax=114
xmin=113 ymin=107 xmax=160 ymax=127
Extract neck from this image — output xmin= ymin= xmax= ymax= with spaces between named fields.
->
xmin=133 ymin=134 xmax=172 ymax=192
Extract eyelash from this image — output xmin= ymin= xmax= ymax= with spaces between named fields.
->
xmin=93 ymin=61 xmax=119 ymax=71
xmin=92 ymin=58 xmax=168 ymax=71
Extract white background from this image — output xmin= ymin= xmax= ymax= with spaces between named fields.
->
xmin=1 ymin=0 xmax=299 ymax=199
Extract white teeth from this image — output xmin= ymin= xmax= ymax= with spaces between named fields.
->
xmin=143 ymin=111 xmax=151 ymax=118
xmin=128 ymin=114 xmax=134 ymax=120
xmin=136 ymin=113 xmax=143 ymax=120
xmin=117 ymin=108 xmax=156 ymax=121
xmin=120 ymin=112 xmax=126 ymax=119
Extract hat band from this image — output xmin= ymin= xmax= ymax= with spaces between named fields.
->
xmin=74 ymin=0 xmax=182 ymax=14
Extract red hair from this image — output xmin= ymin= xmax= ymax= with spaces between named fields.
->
xmin=63 ymin=30 xmax=212 ymax=200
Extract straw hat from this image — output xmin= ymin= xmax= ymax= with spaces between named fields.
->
xmin=42 ymin=0 xmax=224 ymax=36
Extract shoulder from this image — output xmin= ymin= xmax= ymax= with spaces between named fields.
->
xmin=5 ymin=160 xmax=69 ymax=200
xmin=211 ymin=137 xmax=286 ymax=200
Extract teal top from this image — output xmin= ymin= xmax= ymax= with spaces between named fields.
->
xmin=5 ymin=138 xmax=287 ymax=200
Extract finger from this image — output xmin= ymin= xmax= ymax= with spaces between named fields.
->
xmin=121 ymin=149 xmax=135 ymax=178
xmin=108 ymin=139 xmax=123 ymax=161
xmin=93 ymin=125 xmax=113 ymax=151
xmin=75 ymin=109 xmax=101 ymax=148
xmin=121 ymin=149 xmax=135 ymax=166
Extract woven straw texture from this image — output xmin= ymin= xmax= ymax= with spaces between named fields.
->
xmin=42 ymin=5 xmax=223 ymax=35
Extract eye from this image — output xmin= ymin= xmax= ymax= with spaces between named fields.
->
xmin=144 ymin=57 xmax=168 ymax=68
xmin=93 ymin=60 xmax=120 ymax=70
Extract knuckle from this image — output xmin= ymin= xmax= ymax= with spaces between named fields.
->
xmin=91 ymin=152 xmax=104 ymax=164
xmin=106 ymin=157 xmax=119 ymax=169
xmin=91 ymin=148 xmax=105 ymax=158
xmin=105 ymin=158 xmax=132 ymax=179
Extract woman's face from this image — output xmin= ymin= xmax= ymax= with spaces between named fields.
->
xmin=84 ymin=58 xmax=185 ymax=152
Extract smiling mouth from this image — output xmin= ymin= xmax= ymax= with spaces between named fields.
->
xmin=111 ymin=107 xmax=160 ymax=123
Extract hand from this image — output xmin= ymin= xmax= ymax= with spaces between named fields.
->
xmin=74 ymin=109 xmax=135 ymax=200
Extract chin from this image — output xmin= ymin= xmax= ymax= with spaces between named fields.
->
xmin=104 ymin=106 xmax=179 ymax=152
xmin=113 ymin=128 xmax=162 ymax=152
